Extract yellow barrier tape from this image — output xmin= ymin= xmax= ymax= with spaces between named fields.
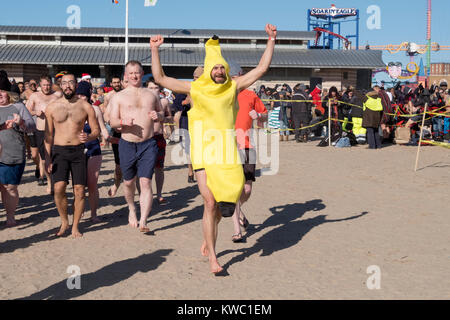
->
xmin=262 ymin=97 xmax=449 ymax=119
xmin=421 ymin=140 xmax=450 ymax=149
xmin=256 ymin=118 xmax=330 ymax=133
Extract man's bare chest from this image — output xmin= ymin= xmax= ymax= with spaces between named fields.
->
xmin=36 ymin=95 xmax=57 ymax=110
xmin=53 ymin=105 xmax=87 ymax=125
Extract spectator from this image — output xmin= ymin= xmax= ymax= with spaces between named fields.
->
xmin=291 ymin=84 xmax=310 ymax=142
xmin=322 ymin=86 xmax=342 ymax=137
xmin=362 ymin=89 xmax=383 ymax=149
xmin=346 ymin=90 xmax=366 ymax=144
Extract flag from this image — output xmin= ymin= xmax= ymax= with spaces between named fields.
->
xmin=112 ymin=0 xmax=119 ymax=3
xmin=144 ymin=0 xmax=157 ymax=6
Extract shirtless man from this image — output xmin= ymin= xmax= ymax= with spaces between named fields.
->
xmin=150 ymin=23 xmax=277 ymax=274
xmin=146 ymin=77 xmax=172 ymax=204
xmin=21 ymin=79 xmax=37 ymax=102
xmin=109 ymin=61 xmax=164 ymax=232
xmin=104 ymin=76 xmax=125 ymax=197
xmin=26 ymin=75 xmax=62 ymax=192
xmin=44 ymin=74 xmax=100 ymax=237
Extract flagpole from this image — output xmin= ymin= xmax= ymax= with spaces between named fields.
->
xmin=125 ymin=0 xmax=129 ymax=65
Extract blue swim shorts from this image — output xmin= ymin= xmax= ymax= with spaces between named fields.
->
xmin=118 ymin=137 xmax=158 ymax=181
xmin=0 ymin=162 xmax=26 ymax=185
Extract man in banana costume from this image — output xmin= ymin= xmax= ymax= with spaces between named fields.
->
xmin=150 ymin=24 xmax=277 ymax=274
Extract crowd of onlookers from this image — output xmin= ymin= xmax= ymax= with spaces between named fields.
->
xmin=254 ymin=80 xmax=450 ymax=148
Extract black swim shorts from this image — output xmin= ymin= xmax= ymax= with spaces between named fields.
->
xmin=239 ymin=148 xmax=256 ymax=182
xmin=51 ymin=144 xmax=87 ymax=185
xmin=35 ymin=130 xmax=46 ymax=160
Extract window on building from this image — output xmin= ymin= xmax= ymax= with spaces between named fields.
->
xmin=61 ymin=36 xmax=104 ymax=43
xmin=343 ymin=72 xmax=349 ymax=80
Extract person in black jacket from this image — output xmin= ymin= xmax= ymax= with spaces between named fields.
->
xmin=322 ymin=86 xmax=343 ymax=137
xmin=291 ymin=84 xmax=311 ymax=142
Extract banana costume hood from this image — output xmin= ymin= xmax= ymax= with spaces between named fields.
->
xmin=189 ymin=36 xmax=245 ymax=212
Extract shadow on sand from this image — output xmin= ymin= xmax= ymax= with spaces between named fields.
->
xmin=18 ymin=249 xmax=173 ymax=300
xmin=218 ymin=199 xmax=368 ymax=274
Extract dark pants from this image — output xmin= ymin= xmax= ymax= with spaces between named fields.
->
xmin=366 ymin=127 xmax=381 ymax=149
xmin=293 ymin=112 xmax=311 ymax=140
xmin=310 ymin=116 xmax=325 ymax=136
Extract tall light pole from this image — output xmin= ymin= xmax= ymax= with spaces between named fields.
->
xmin=427 ymin=0 xmax=431 ymax=77
xmin=125 ymin=0 xmax=129 ymax=65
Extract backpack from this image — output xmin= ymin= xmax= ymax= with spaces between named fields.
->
xmin=317 ymin=131 xmax=341 ymax=147
xmin=335 ymin=137 xmax=351 ymax=148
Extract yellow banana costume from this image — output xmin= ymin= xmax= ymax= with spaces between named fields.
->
xmin=189 ymin=36 xmax=245 ymax=216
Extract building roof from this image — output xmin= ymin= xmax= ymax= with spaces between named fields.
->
xmin=0 ymin=44 xmax=385 ymax=69
xmin=0 ymin=25 xmax=316 ymax=40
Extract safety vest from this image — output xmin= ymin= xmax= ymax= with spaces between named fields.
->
xmin=363 ymin=96 xmax=383 ymax=111
xmin=352 ymin=117 xmax=366 ymax=137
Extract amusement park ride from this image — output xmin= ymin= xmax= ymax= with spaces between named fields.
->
xmin=308 ymin=1 xmax=448 ymax=84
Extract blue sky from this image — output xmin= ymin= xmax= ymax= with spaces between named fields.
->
xmin=1 ymin=0 xmax=449 ymax=66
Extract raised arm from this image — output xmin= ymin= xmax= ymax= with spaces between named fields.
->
xmin=150 ymin=35 xmax=191 ymax=95
xmin=235 ymin=24 xmax=277 ymax=92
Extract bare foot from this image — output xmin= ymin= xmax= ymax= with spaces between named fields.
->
xmin=56 ymin=223 xmax=69 ymax=237
xmin=71 ymin=228 xmax=83 ymax=238
xmin=201 ymin=241 xmax=209 ymax=257
xmin=128 ymin=209 xmax=138 ymax=228
xmin=6 ymin=219 xmax=17 ymax=228
xmin=46 ymin=185 xmax=52 ymax=195
xmin=209 ymin=258 xmax=223 ymax=274
xmin=90 ymin=216 xmax=101 ymax=224
xmin=108 ymin=185 xmax=118 ymax=197
xmin=139 ymin=221 xmax=150 ymax=233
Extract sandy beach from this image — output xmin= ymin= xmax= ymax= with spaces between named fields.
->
xmin=0 ymin=138 xmax=449 ymax=300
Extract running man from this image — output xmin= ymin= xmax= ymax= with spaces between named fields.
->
xmin=146 ymin=77 xmax=172 ymax=204
xmin=103 ymin=76 xmax=126 ymax=197
xmin=109 ymin=61 xmax=164 ymax=233
xmin=44 ymin=74 xmax=100 ymax=237
xmin=26 ymin=75 xmax=62 ymax=193
xmin=228 ymin=62 xmax=268 ymax=243
xmin=150 ymin=23 xmax=277 ymax=274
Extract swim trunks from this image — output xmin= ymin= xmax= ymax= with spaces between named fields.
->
xmin=111 ymin=130 xmax=121 ymax=165
xmin=28 ymin=133 xmax=37 ymax=148
xmin=35 ymin=130 xmax=46 ymax=159
xmin=118 ymin=137 xmax=158 ymax=181
xmin=0 ymin=162 xmax=26 ymax=185
xmin=154 ymin=133 xmax=166 ymax=169
xmin=83 ymin=123 xmax=101 ymax=159
xmin=51 ymin=144 xmax=87 ymax=185
xmin=239 ymin=148 xmax=256 ymax=182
